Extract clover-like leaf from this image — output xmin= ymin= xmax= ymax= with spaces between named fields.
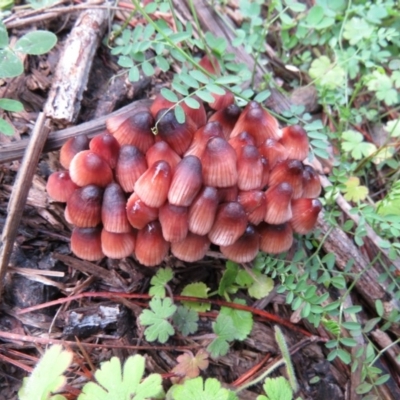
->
xmin=172 ymin=306 xmax=199 ymax=336
xmin=257 ymin=377 xmax=293 ymax=400
xmin=149 ymin=267 xmax=174 ymax=298
xmin=220 ymin=299 xmax=253 ymax=340
xmin=18 ymin=345 xmax=72 ymax=400
xmin=248 ymin=272 xmax=274 ymax=299
xmin=14 ymin=30 xmax=57 ymax=55
xmin=309 ymin=56 xmax=345 ymax=89
xmin=181 ymin=282 xmax=210 ymax=312
xmin=218 ymin=261 xmax=239 ymax=297
xmin=171 ymin=377 xmax=231 ymax=400
xmin=139 ymin=297 xmax=177 ymax=343
xmin=172 ymin=349 xmax=209 ymax=381
xmin=341 ymin=130 xmax=377 ymax=160
xmin=342 ymin=177 xmax=369 ymax=202
xmin=78 ymin=355 xmax=163 ymax=400
xmin=207 ymin=314 xmax=236 ymax=358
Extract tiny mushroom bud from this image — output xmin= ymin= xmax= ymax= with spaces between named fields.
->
xmin=60 ymin=135 xmax=89 ymax=169
xmin=156 ymin=109 xmax=196 ymax=156
xmin=230 ymin=101 xmax=280 ymax=145
xmin=168 ymin=155 xmax=203 ymax=206
xmin=135 ymin=221 xmax=170 ymax=267
xmin=146 ymin=141 xmax=181 ymax=170
xmin=220 ymin=225 xmax=259 ymax=263
xmin=258 ymin=138 xmax=288 ymax=169
xmin=115 ymin=145 xmax=148 ymax=193
xmin=302 ymin=165 xmax=322 ymax=198
xmin=71 ymin=227 xmax=104 ymax=261
xmin=171 ymin=232 xmax=210 ymax=262
xmin=188 ymin=186 xmax=219 ymax=235
xmin=236 ymin=145 xmax=263 ymax=191
xmin=106 ymin=110 xmax=155 ymax=152
xmin=290 ymin=198 xmax=322 ymax=234
xmin=159 ymin=203 xmax=189 ymax=242
xmin=67 ymin=185 xmax=103 ymax=227
xmin=46 ymin=171 xmax=79 ymax=202
xmin=201 ymin=137 xmax=238 ymax=187
xmin=181 ymin=96 xmax=207 ymax=129
xmin=101 ymin=229 xmax=136 ymax=259
xmin=264 ymin=182 xmax=293 ymax=225
xmin=69 ymin=150 xmax=113 ymax=188
xmin=258 ymin=222 xmax=294 ymax=254
xmin=126 ymin=192 xmax=159 ymax=229
xmin=102 ymin=183 xmax=130 ymax=233
xmin=228 ymin=131 xmax=255 ymax=153
xmin=238 ymin=190 xmax=265 ymax=214
xmin=208 ymin=202 xmax=247 ymax=246
xmin=150 ymin=93 xmax=177 ymax=118
xmin=185 ymin=121 xmax=224 ymax=158
xmin=89 ymin=132 xmax=120 ymax=169
xmin=208 ymin=103 xmax=242 ymax=139
xmin=208 ymin=89 xmax=235 ymax=111
xmin=134 ymin=160 xmax=172 ymax=207
xmin=280 ymin=125 xmax=309 ymax=161
xmin=269 ymin=159 xmax=303 ymax=199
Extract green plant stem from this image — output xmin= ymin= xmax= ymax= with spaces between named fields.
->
xmin=234 ymin=358 xmax=286 ymax=394
xmin=274 ymin=326 xmax=298 ymax=392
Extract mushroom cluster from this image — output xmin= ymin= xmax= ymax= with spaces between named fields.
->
xmin=47 ymin=93 xmax=322 ymax=266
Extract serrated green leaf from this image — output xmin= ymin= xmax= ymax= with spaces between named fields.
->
xmin=385 ymin=119 xmax=400 ymax=138
xmin=0 ymin=118 xmax=14 ymax=136
xmin=343 ymin=177 xmax=369 ymax=202
xmin=248 ymin=273 xmax=274 ymax=299
xmin=173 ymin=306 xmax=199 ymax=336
xmin=0 ymin=98 xmax=23 ymax=112
xmin=261 ymin=377 xmax=293 ymax=400
xmin=149 ymin=267 xmax=174 ymax=298
xmin=78 ymin=355 xmax=163 ymax=400
xmin=14 ymin=31 xmax=57 ymax=55
xmin=309 ymin=56 xmax=345 ymax=89
xmin=172 ymin=377 xmax=230 ymax=400
xmin=220 ymin=299 xmax=253 ymax=340
xmin=139 ymin=297 xmax=177 ymax=343
xmin=181 ymin=282 xmax=210 ymax=312
xmin=18 ymin=345 xmax=72 ymax=400
xmin=207 ymin=314 xmax=236 ymax=358
xmin=218 ymin=261 xmax=239 ymax=296
xmin=0 ymin=48 xmax=23 ymax=78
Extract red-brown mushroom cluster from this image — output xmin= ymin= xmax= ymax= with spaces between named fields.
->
xmin=47 ymin=94 xmax=322 ymax=266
